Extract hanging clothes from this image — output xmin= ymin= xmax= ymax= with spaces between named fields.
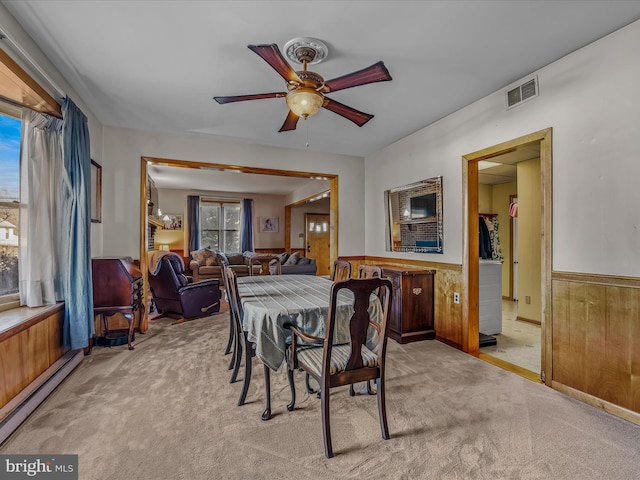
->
xmin=509 ymin=202 xmax=518 ymax=217
xmin=490 ymin=216 xmax=504 ymax=262
xmin=479 ymin=216 xmax=493 ymax=259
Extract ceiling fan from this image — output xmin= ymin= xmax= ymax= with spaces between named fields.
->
xmin=213 ymin=38 xmax=392 ymax=132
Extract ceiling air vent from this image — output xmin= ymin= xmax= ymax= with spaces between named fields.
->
xmin=505 ymin=75 xmax=538 ymax=109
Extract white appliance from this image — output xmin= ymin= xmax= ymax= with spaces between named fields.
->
xmin=479 ymin=260 xmax=502 ymax=335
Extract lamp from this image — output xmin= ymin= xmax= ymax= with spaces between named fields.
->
xmin=286 ymin=88 xmax=324 ymax=118
xmin=158 ymin=244 xmax=170 ymax=251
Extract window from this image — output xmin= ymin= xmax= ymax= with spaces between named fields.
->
xmin=309 ymin=220 xmax=328 ymax=232
xmin=0 ymin=109 xmax=21 ymax=303
xmin=200 ymin=200 xmax=241 ymax=252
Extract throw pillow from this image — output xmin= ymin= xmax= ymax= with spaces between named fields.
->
xmin=284 ymin=251 xmax=300 ymax=265
xmin=215 ymin=250 xmax=230 ymax=266
xmin=190 ymin=249 xmax=206 ymax=264
xmin=278 ymin=252 xmax=290 ymax=265
xmin=201 ymin=247 xmax=216 ymax=265
xmin=297 ymin=256 xmax=311 ymax=265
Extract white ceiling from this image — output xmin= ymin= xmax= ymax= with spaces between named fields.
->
xmin=4 ymin=0 xmax=640 ymax=164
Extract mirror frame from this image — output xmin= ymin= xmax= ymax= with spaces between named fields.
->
xmin=385 ymin=176 xmax=443 ymax=253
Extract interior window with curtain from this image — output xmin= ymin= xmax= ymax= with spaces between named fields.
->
xmin=0 ymin=106 xmax=21 ymax=308
xmin=200 ymin=200 xmax=241 ymax=252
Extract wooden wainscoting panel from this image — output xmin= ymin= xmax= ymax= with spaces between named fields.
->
xmin=604 ymin=286 xmax=638 ymax=408
xmin=434 ymin=268 xmax=464 ymax=348
xmin=1 ymin=331 xmax=23 ymax=408
xmin=0 ymin=306 xmax=66 ymax=409
xmin=552 ymin=275 xmax=640 ymax=413
xmin=342 ymin=256 xmax=463 ymax=348
xmin=631 ymin=289 xmax=640 ymax=411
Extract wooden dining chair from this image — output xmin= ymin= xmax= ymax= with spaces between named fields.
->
xmin=215 ymin=252 xmax=236 ymax=363
xmin=330 ymin=259 xmax=351 ymax=281
xmin=286 ymin=277 xmax=393 ymax=458
xmin=352 ymin=263 xmax=384 ymax=396
xmin=225 ymin=267 xmax=275 ymax=420
xmin=224 ymin=267 xmax=261 ymax=408
xmin=219 ymin=262 xmax=250 ymax=382
xmin=357 ymin=264 xmax=382 ymax=279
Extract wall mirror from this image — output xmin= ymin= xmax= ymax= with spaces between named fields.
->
xmin=385 ymin=176 xmax=443 ymax=253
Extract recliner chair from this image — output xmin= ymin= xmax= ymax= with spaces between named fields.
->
xmin=148 ymin=252 xmax=221 ymax=319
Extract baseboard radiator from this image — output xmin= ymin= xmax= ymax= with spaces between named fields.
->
xmin=0 ymin=349 xmax=83 ymax=445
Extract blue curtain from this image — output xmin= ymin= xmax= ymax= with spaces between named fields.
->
xmin=60 ymin=97 xmax=94 ymax=350
xmin=241 ymin=198 xmax=254 ymax=252
xmin=187 ymin=195 xmax=200 ymax=253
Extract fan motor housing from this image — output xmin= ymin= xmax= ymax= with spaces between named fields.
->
xmin=291 ymin=70 xmax=325 ymax=91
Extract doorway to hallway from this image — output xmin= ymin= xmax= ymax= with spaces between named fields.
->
xmin=463 ymin=128 xmax=552 ymax=384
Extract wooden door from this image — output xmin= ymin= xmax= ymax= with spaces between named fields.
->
xmin=305 ymin=213 xmax=330 ymax=276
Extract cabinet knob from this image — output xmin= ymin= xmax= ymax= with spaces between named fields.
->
xmin=412 ymin=287 xmax=422 ymax=295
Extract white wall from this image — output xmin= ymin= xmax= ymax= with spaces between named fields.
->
xmin=285 ymin=179 xmax=330 ymax=205
xmin=101 ymin=126 xmax=365 ymax=259
xmin=365 ymin=19 xmax=640 ymax=277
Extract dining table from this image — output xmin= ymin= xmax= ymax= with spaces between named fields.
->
xmin=236 ymin=274 xmax=383 ymax=420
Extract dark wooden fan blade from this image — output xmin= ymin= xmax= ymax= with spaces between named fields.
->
xmin=214 ymin=92 xmax=285 ymax=104
xmin=322 ymin=98 xmax=373 ymax=127
xmin=279 ymin=110 xmax=300 ymax=132
xmin=323 ymin=61 xmax=392 ymax=93
xmin=248 ymin=44 xmax=301 ymax=84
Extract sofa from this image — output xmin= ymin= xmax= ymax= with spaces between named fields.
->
xmin=189 ymin=248 xmax=256 ymax=282
xmin=269 ymin=251 xmax=317 ymax=275
xmin=190 ymin=248 xmax=317 ymax=280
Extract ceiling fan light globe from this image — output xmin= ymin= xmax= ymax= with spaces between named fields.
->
xmin=286 ymin=88 xmax=323 ymax=118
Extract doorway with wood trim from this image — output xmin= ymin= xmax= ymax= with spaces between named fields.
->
xmin=462 ymin=128 xmax=552 ymax=385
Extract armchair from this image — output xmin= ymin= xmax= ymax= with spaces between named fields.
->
xmin=148 ymin=252 xmax=221 ymax=319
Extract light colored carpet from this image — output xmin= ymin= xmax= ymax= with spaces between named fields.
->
xmin=2 ymin=305 xmax=640 ymax=479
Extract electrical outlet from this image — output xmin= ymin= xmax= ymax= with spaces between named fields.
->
xmin=454 ymin=292 xmax=460 ymax=304
xmin=525 ymin=296 xmax=531 ymax=304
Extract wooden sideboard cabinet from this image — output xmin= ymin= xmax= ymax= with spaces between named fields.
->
xmin=381 ymin=267 xmax=436 ymax=344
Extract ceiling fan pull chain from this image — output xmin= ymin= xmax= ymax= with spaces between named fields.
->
xmin=305 ymin=117 xmax=310 ymax=148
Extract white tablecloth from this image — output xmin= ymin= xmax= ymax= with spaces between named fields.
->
xmin=237 ymin=275 xmax=381 ymax=371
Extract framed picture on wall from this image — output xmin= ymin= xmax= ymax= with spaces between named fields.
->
xmin=90 ymin=159 xmax=102 ymax=223
xmin=162 ymin=214 xmax=183 ymax=230
xmin=259 ymin=216 xmax=279 ymax=233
